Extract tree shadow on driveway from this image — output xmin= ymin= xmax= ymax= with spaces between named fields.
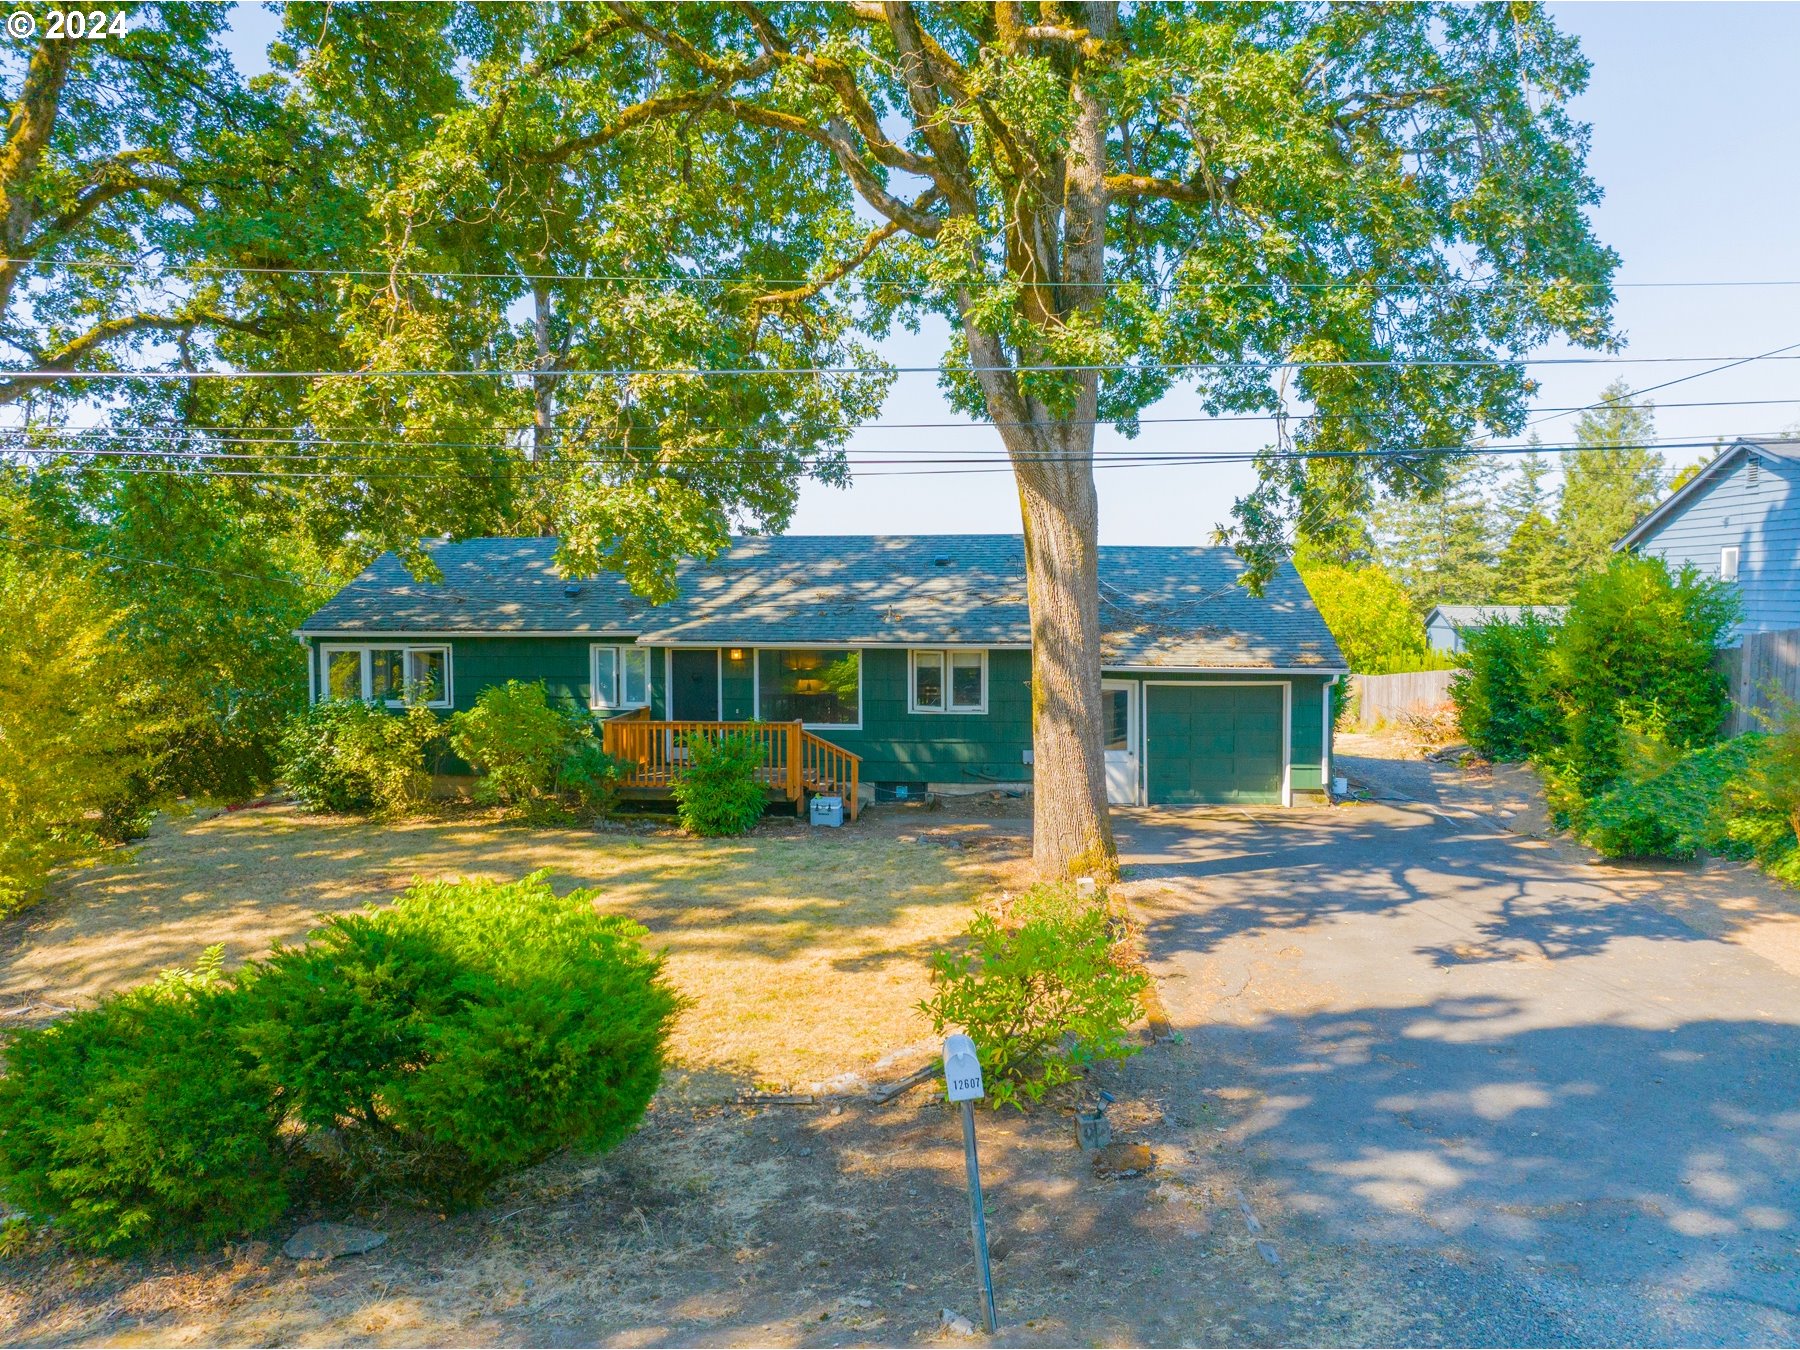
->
xmin=1114 ymin=801 xmax=1800 ymax=1345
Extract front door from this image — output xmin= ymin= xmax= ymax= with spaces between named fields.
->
xmin=670 ymin=649 xmax=720 ymax=720
xmin=1102 ymin=680 xmax=1139 ymax=806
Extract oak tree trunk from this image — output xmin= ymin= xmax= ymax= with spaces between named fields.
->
xmin=1017 ymin=438 xmax=1116 ymax=877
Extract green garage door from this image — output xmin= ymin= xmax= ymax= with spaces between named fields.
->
xmin=1145 ymin=684 xmax=1285 ymax=805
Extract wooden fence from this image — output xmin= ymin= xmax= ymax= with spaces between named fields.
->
xmin=1346 ymin=669 xmax=1462 ymax=730
xmin=1721 ymin=628 xmax=1800 ymax=735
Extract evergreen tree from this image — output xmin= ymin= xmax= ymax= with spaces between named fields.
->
xmin=1374 ymin=453 xmax=1500 ymax=607
xmin=1557 ymin=381 xmax=1666 ymax=579
xmin=1495 ymin=445 xmax=1567 ymax=603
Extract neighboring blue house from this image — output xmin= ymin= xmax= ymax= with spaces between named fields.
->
xmin=1618 ymin=436 xmax=1800 ymax=638
xmin=1425 ymin=604 xmax=1566 ymax=655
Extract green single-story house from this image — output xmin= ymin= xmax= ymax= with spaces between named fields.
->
xmin=296 ymin=534 xmax=1347 ymax=808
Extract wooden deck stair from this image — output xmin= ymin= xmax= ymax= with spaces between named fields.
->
xmin=599 ymin=708 xmax=860 ymax=819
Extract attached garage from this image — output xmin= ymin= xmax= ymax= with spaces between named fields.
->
xmin=1145 ymin=683 xmax=1288 ymax=806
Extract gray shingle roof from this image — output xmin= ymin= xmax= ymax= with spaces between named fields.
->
xmin=1426 ymin=603 xmax=1565 ymax=629
xmin=301 ymin=534 xmax=1346 ymax=671
xmin=300 ymin=538 xmax=654 ymax=635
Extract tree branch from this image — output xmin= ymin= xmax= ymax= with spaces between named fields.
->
xmin=602 ymin=1 xmax=780 ymax=86
xmin=1102 ymin=171 xmax=1236 ymax=205
xmin=751 ymin=191 xmax=938 ymax=318
xmin=880 ymin=3 xmax=978 ymax=213
xmin=0 ymin=37 xmax=74 ymax=317
xmin=0 ymin=308 xmax=261 ymax=406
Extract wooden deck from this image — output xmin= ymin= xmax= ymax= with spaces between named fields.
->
xmin=599 ymin=709 xmax=861 ymax=819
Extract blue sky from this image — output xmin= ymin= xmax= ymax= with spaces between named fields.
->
xmin=221 ymin=3 xmax=1800 ymax=544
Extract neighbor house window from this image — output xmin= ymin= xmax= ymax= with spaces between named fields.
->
xmin=1721 ymin=545 xmax=1741 ymax=581
xmin=909 ymin=649 xmax=987 ymax=713
xmin=758 ymin=649 xmax=861 ymax=727
xmin=319 ymin=645 xmax=451 ymax=708
xmin=591 ymin=644 xmax=651 ymax=710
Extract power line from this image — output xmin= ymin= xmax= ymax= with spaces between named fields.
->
xmin=11 ymin=254 xmax=1800 ymax=290
xmin=0 ymin=425 xmax=1748 ymax=465
xmin=10 ymin=434 xmax=1764 ymax=481
xmin=13 ymin=351 xmax=1800 ymax=383
xmin=1523 ymin=337 xmax=1800 ymax=434
xmin=0 ymin=531 xmax=324 ymax=588
xmin=10 ymin=393 xmax=1799 ymax=447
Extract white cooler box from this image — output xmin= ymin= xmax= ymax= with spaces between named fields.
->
xmin=809 ymin=794 xmax=845 ymax=827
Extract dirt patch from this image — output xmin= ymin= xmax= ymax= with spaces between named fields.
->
xmin=0 ymin=1047 xmax=1413 ymax=1348
xmin=0 ymin=801 xmax=1024 ymax=1095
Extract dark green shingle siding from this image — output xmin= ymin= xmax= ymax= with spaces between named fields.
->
xmin=806 ymin=649 xmax=1033 ymax=784
xmin=303 ymin=638 xmax=1333 ymax=797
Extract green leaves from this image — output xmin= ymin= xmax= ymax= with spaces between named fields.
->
xmin=672 ymin=732 xmax=769 ymax=837
xmin=920 ymin=883 xmax=1148 ymax=1110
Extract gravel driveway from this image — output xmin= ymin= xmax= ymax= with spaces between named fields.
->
xmin=1116 ymin=776 xmax=1800 ymax=1346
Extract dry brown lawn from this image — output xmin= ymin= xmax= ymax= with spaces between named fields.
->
xmin=0 ymin=802 xmax=1025 ymax=1095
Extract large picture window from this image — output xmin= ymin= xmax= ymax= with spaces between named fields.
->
xmin=319 ymin=644 xmax=451 ymax=708
xmin=910 ymin=649 xmax=987 ymax=714
xmin=758 ymin=649 xmax=861 ymax=727
xmin=591 ymin=644 xmax=652 ymax=710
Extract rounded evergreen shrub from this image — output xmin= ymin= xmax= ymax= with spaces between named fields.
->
xmin=671 ymin=731 xmax=767 ymax=836
xmin=0 ymin=952 xmax=287 ymax=1253
xmin=555 ymin=738 xmax=626 ymax=817
xmin=243 ymin=871 xmax=679 ymax=1205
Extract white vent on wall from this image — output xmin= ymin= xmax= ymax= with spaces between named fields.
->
xmin=1721 ymin=545 xmax=1741 ymax=582
xmin=1749 ymin=457 xmax=1761 ymax=489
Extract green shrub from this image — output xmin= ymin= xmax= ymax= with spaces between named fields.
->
xmin=1550 ymin=553 xmax=1736 ymax=797
xmin=1576 ymin=736 xmax=1759 ymax=859
xmin=555 ymin=738 xmax=626 ymax=817
xmin=1726 ymin=699 xmax=1800 ymax=884
xmin=448 ymin=680 xmax=580 ymax=807
xmin=671 ymin=732 xmax=767 ymax=836
xmin=242 ymin=871 xmax=679 ymax=1205
xmin=919 ymin=884 xmax=1149 ymax=1109
xmin=279 ymin=697 xmax=440 ymax=815
xmin=0 ymin=949 xmax=287 ymax=1253
xmin=1450 ymin=614 xmax=1560 ymax=761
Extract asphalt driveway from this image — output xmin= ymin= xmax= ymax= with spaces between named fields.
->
xmin=1115 ymin=793 xmax=1800 ymax=1347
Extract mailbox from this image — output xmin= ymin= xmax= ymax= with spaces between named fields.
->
xmin=943 ymin=1033 xmax=985 ymax=1103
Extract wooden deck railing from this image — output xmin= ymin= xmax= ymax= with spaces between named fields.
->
xmin=599 ymin=711 xmax=860 ymax=819
xmin=798 ymin=727 xmax=859 ymax=809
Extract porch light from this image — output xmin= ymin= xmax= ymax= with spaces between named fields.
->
xmin=729 ymin=648 xmax=744 ymax=661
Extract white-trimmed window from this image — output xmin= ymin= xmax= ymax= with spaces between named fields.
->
xmin=1721 ymin=545 xmax=1741 ymax=582
xmin=320 ymin=644 xmax=451 ymax=708
xmin=757 ymin=648 xmax=861 ymax=728
xmin=910 ymin=649 xmax=987 ymax=714
xmin=591 ymin=644 xmax=652 ymax=710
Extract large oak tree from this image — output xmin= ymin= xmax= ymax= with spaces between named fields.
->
xmin=555 ymin=0 xmax=1617 ymax=874
xmin=3 ymin=3 xmax=1621 ymax=877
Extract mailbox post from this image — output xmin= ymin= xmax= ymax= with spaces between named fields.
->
xmin=943 ymin=1033 xmax=998 ymax=1333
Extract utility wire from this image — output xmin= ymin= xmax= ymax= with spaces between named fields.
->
xmin=1523 ymin=337 xmax=1800 ymax=434
xmin=11 ymin=255 xmax=1800 ymax=290
xmin=11 ymin=435 xmax=1768 ymax=481
xmin=11 ymin=393 xmax=1799 ymax=446
xmin=0 ymin=429 xmax=1756 ymax=468
xmin=0 ymin=531 xmax=324 ymax=588
xmin=12 ymin=352 xmax=1800 ymax=382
